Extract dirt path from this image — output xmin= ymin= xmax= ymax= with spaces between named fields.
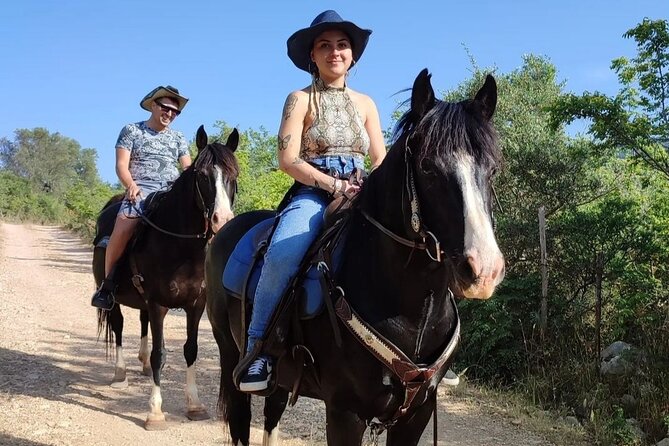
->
xmin=0 ymin=222 xmax=575 ymax=446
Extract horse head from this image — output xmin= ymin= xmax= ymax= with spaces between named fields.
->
xmin=193 ymin=125 xmax=240 ymax=234
xmin=397 ymin=69 xmax=505 ymax=299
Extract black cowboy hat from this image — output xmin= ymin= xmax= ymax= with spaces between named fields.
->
xmin=287 ymin=10 xmax=372 ymax=73
xmin=140 ymin=85 xmax=189 ymax=112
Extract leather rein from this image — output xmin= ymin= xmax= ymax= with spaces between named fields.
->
xmin=133 ymin=169 xmax=219 ymax=240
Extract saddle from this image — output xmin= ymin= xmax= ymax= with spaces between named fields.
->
xmin=93 ymin=191 xmax=167 ymax=248
xmin=224 ymin=169 xmax=366 ymax=396
xmin=93 ymin=191 xmax=168 ymax=293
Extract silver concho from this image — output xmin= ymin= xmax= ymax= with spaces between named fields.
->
xmin=411 ymin=213 xmax=421 ymax=233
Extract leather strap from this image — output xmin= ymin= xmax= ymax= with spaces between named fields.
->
xmin=334 ymin=292 xmax=460 ymax=422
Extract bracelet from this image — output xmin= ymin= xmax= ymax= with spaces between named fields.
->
xmin=332 ymin=179 xmax=343 ymax=196
xmin=331 ymin=177 xmax=338 ymax=194
xmin=338 ymin=180 xmax=347 ymax=194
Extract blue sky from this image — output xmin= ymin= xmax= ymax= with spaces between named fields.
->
xmin=0 ymin=1 xmax=665 ymax=183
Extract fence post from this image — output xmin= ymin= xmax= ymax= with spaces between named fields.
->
xmin=539 ymin=206 xmax=547 ymax=340
xmin=595 ymin=252 xmax=603 ymax=370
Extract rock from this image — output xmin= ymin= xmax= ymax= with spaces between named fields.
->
xmin=600 ymin=355 xmax=634 ymax=376
xmin=563 ymin=416 xmax=580 ymax=427
xmin=655 ymin=438 xmax=669 ymax=446
xmin=601 ymin=341 xmax=632 ymax=361
xmin=620 ymin=394 xmax=637 ymax=414
xmin=625 ymin=418 xmax=646 ymax=440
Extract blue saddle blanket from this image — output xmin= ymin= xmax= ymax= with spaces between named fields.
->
xmin=222 ymin=218 xmax=339 ymax=319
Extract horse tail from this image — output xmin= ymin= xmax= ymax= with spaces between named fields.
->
xmin=96 ymin=308 xmax=114 ymax=359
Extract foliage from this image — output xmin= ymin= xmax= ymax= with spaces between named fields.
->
xmin=447 ymin=24 xmax=669 ymax=443
xmin=550 ymin=18 xmax=669 ymax=180
xmin=0 ymin=171 xmax=67 ymax=223
xmin=0 ymin=128 xmax=101 ymax=194
xmin=210 ymin=121 xmax=296 ymax=214
xmin=62 ymin=180 xmax=119 ymax=240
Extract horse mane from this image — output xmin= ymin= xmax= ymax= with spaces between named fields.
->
xmin=394 ymin=99 xmax=502 ymax=172
xmin=193 ymin=141 xmax=240 ymax=179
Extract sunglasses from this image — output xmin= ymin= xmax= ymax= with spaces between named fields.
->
xmin=155 ymin=101 xmax=181 ymax=116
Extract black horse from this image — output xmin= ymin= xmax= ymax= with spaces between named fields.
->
xmin=206 ymin=70 xmax=505 ymax=445
xmin=93 ymin=125 xmax=239 ymax=430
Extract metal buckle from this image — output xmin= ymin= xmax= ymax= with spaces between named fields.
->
xmin=424 ymin=231 xmax=442 ymax=263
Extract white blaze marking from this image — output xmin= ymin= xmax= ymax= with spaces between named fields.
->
xmin=456 ymin=154 xmax=501 ymax=276
xmin=213 ymin=166 xmax=232 ymax=217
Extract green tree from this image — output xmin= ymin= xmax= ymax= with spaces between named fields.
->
xmin=448 ymin=56 xmax=619 ymax=381
xmin=211 ymin=121 xmax=292 ymax=214
xmin=550 ymin=18 xmax=669 ymax=179
xmin=0 ymin=128 xmax=101 ymax=194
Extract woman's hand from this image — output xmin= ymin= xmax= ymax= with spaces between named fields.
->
xmin=125 ymin=183 xmax=142 ymax=202
xmin=334 ymin=179 xmax=360 ymax=198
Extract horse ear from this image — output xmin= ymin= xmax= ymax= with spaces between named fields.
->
xmin=225 ymin=128 xmax=239 ymax=152
xmin=196 ymin=125 xmax=208 ymax=151
xmin=411 ymin=68 xmax=435 ymax=122
xmin=473 ymin=74 xmax=497 ymax=121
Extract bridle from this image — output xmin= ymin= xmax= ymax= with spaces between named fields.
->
xmin=134 ymin=166 xmax=231 ymax=240
xmin=361 ymin=132 xmax=445 ymax=263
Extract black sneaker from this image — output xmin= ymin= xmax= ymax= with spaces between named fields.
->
xmin=239 ymin=356 xmax=273 ymax=392
xmin=91 ymin=281 xmax=115 ymax=310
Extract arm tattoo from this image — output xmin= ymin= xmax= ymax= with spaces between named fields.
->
xmin=278 ymin=134 xmax=291 ymax=151
xmin=292 ymin=157 xmax=305 ymax=165
xmin=314 ymin=179 xmax=321 ymax=189
xmin=282 ymin=94 xmax=298 ymax=121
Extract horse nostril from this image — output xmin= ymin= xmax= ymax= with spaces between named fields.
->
xmin=457 ymin=256 xmax=476 ymax=281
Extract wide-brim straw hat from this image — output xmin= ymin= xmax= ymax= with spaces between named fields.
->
xmin=287 ymin=10 xmax=372 ymax=73
xmin=140 ymin=85 xmax=188 ymax=112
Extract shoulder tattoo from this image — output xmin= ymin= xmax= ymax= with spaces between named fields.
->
xmin=282 ymin=94 xmax=298 ymax=121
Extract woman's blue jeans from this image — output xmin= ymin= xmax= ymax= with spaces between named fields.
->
xmin=247 ymin=155 xmax=364 ymax=351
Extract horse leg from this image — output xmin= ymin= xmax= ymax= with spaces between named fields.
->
xmin=212 ymin=327 xmax=251 ymax=445
xmin=144 ymin=302 xmax=169 ymax=431
xmin=137 ymin=309 xmax=151 ymax=376
xmin=385 ymin=398 xmax=435 ymax=446
xmin=109 ymin=305 xmax=128 ymax=389
xmin=262 ymin=389 xmax=289 ymax=446
xmin=325 ymin=406 xmax=367 ymax=446
xmin=183 ymin=296 xmax=210 ymax=421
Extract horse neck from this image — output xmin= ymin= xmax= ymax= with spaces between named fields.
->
xmin=150 ymin=172 xmax=206 ymax=237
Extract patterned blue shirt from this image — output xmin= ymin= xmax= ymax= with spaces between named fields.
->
xmin=115 ymin=121 xmax=189 ymax=184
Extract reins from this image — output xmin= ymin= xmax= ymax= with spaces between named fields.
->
xmin=132 ymin=169 xmax=214 ymax=240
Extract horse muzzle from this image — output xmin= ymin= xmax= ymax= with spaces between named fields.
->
xmin=211 ymin=210 xmax=235 ymax=234
xmin=454 ymin=251 xmax=505 ymax=300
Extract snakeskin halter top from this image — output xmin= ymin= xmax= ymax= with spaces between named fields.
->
xmin=300 ymin=77 xmax=370 ymax=160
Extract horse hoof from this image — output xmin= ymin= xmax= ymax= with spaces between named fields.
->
xmin=144 ymin=416 xmax=168 ymax=431
xmin=142 ymin=365 xmax=152 ymax=376
xmin=186 ymin=408 xmax=210 ymax=421
xmin=110 ymin=378 xmax=128 ymax=389
xmin=112 ymin=367 xmax=126 ymax=380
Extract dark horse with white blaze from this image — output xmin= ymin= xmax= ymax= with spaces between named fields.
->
xmin=93 ymin=125 xmax=239 ymax=430
xmin=206 ymin=70 xmax=505 ymax=445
